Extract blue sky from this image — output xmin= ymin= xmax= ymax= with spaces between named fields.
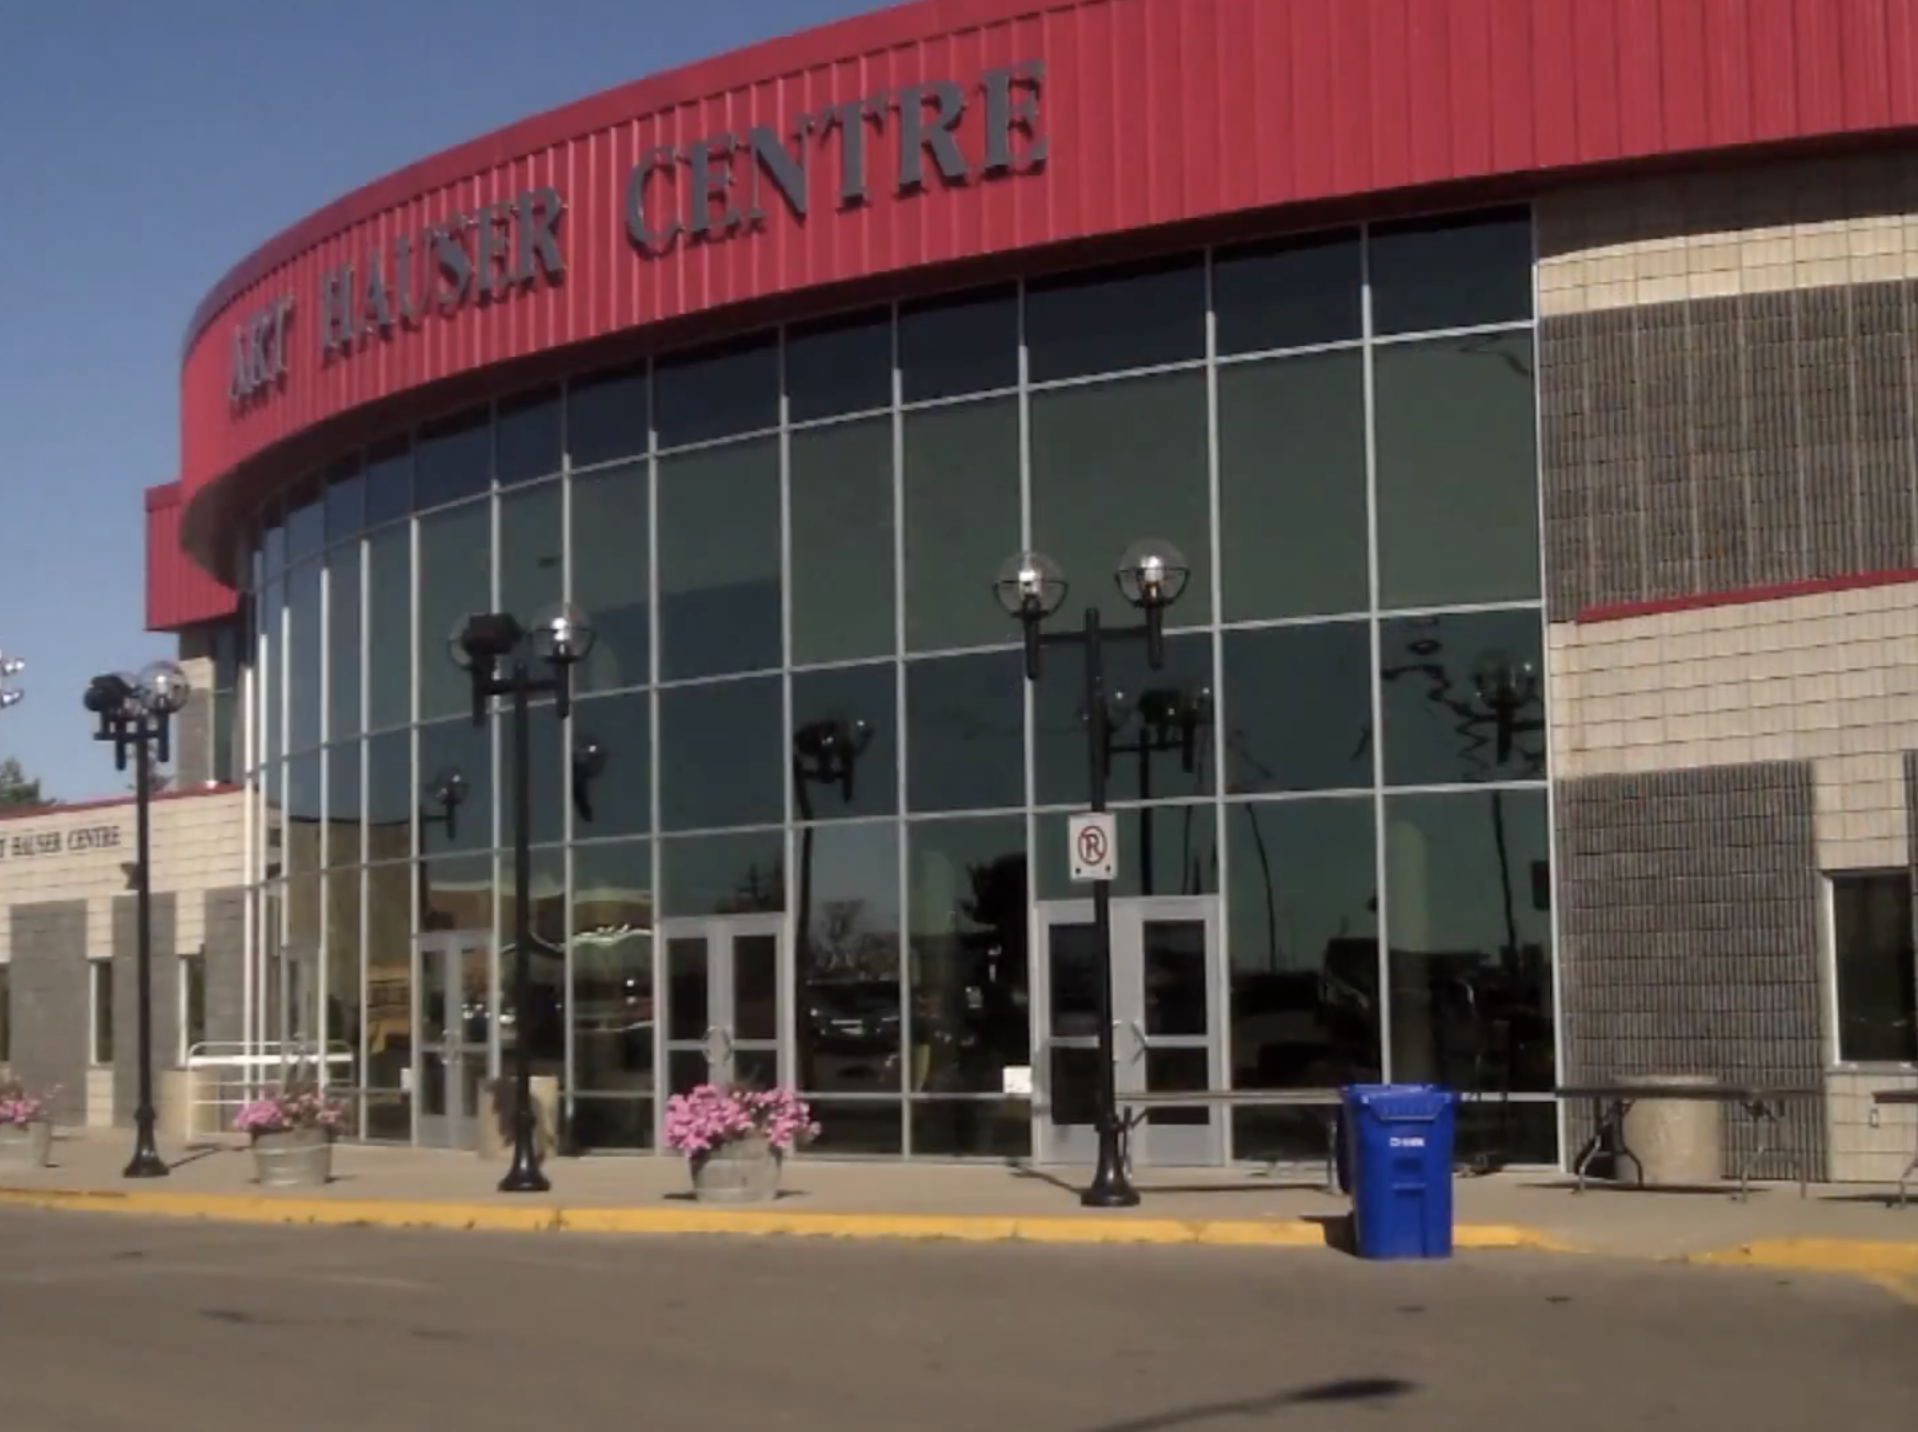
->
xmin=0 ymin=0 xmax=871 ymax=803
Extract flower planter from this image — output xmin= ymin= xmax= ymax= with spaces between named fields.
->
xmin=689 ymin=1133 xmax=781 ymax=1204
xmin=0 ymin=1121 xmax=52 ymax=1171
xmin=251 ymin=1127 xmax=333 ymax=1188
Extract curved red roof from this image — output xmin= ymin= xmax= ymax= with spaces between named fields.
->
xmin=174 ymin=0 xmax=1918 ymax=586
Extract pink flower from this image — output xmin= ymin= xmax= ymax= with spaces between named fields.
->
xmin=663 ymin=1084 xmax=818 ymax=1157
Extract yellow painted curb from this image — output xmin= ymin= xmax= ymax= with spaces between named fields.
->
xmin=1689 ymin=1238 xmax=1918 ymax=1280
xmin=0 ymin=1184 xmax=1575 ymax=1253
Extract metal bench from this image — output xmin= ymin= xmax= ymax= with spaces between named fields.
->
xmin=1872 ymin=1089 xmax=1918 ymax=1207
xmin=1119 ymin=1090 xmax=1345 ymax=1192
xmin=1556 ymin=1082 xmax=1822 ymax=1202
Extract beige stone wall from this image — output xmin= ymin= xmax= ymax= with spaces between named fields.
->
xmin=0 ymin=789 xmax=247 ymax=961
xmin=1828 ymin=1069 xmax=1918 ymax=1187
xmin=1550 ymin=582 xmax=1918 ymax=871
xmin=1538 ymin=150 xmax=1918 ymax=316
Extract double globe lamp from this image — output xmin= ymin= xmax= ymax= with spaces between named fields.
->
xmin=82 ymin=661 xmax=192 ymax=1179
xmin=447 ymin=602 xmax=597 ymax=1193
xmin=992 ymin=539 xmax=1190 ymax=1208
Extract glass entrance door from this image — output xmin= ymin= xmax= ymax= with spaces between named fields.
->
xmin=1036 ymin=896 xmax=1224 ymax=1167
xmin=661 ymin=915 xmax=785 ymax=1095
xmin=416 ymin=931 xmax=492 ymax=1149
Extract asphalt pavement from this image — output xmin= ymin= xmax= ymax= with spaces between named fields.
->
xmin=0 ymin=1209 xmax=1910 ymax=1432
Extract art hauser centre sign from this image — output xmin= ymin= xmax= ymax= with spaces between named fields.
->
xmin=227 ymin=59 xmax=1046 ymax=407
xmin=0 ymin=824 xmax=123 ymax=860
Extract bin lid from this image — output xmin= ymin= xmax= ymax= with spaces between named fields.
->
xmin=1342 ymin=1083 xmax=1455 ymax=1121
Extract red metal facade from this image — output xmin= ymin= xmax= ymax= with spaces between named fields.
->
xmin=147 ymin=482 xmax=236 ymax=630
xmin=164 ymin=0 xmax=1918 ymax=613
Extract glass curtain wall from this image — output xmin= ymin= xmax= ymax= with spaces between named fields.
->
xmin=236 ymin=205 xmax=1553 ymax=1162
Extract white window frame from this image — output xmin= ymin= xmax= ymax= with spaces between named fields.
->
xmin=1822 ymin=869 xmax=1918 ymax=1072
xmin=88 ymin=958 xmax=114 ymax=1067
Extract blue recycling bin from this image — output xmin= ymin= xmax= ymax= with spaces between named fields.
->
xmin=1341 ymin=1084 xmax=1457 ymax=1260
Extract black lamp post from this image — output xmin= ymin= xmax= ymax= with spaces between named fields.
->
xmin=994 ymin=540 xmax=1190 ymax=1209
xmin=84 ymin=662 xmax=191 ymax=1180
xmin=449 ymin=604 xmax=595 ymax=1193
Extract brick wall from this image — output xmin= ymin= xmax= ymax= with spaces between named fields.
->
xmin=1550 ymin=583 xmax=1918 ymax=871
xmin=111 ymin=893 xmax=178 ymax=1118
xmin=204 ymin=887 xmax=246 ymax=1044
xmin=1538 ymin=153 xmax=1918 ymax=619
xmin=1554 ymin=763 xmax=1825 ymax=1179
xmin=6 ymin=901 xmax=88 ymax=1123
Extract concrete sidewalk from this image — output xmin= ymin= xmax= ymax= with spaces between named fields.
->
xmin=3 ymin=1131 xmax=1915 ymax=1277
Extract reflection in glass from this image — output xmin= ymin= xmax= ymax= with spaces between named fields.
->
xmin=324 ymin=458 xmax=364 ymax=545
xmin=1369 ymin=208 xmax=1534 ymax=336
xmin=658 ymin=440 xmax=781 ymax=679
xmin=573 ymin=689 xmax=650 ymax=837
xmin=796 ymin=822 xmax=900 ymax=1095
xmin=568 ymin=362 xmax=649 ymax=469
xmin=903 ymin=398 xmax=1020 ymax=652
xmin=1025 ymin=257 xmax=1205 ymax=382
xmin=495 ymin=388 xmax=561 ymax=486
xmin=1379 ymin=610 xmax=1546 ymax=787
xmin=786 ymin=310 xmax=892 ymax=421
xmin=421 ymin=854 xmax=496 ymax=934
xmin=285 ymin=480 xmax=324 ymax=565
xmin=655 ymin=338 xmax=779 ymax=448
xmin=363 ymin=439 xmax=412 ymax=529
xmin=658 ymin=677 xmax=782 ymax=831
xmin=415 ymin=408 xmax=492 ymax=510
xmin=498 ymin=480 xmax=562 ymax=624
xmin=287 ymin=562 xmax=322 ymax=752
xmin=324 ymin=867 xmax=362 ymax=1083
xmin=1034 ymin=805 xmax=1218 ymax=900
xmin=1030 ymin=371 xmax=1211 ymax=627
xmin=911 ymin=1101 xmax=1032 ymax=1159
xmin=1385 ymin=789 xmax=1554 ymax=1094
xmin=805 ymin=1100 xmax=904 ymax=1156
xmin=1035 ymin=632 xmax=1213 ymax=807
xmin=324 ymin=741 xmax=362 ymax=867
xmin=1374 ymin=331 xmax=1539 ymax=608
xmin=791 ymin=664 xmax=896 ymax=822
xmin=261 ymin=582 xmax=282 ymax=765
xmin=500 ymin=846 xmax=566 ymax=1087
xmin=571 ymin=461 xmax=649 ymax=693
xmin=326 ymin=543 xmax=362 ymax=740
xmin=1227 ymin=798 xmax=1380 ymax=1089
xmin=284 ymin=754 xmax=322 ymax=876
xmin=1221 ymin=623 xmax=1371 ymax=794
xmin=418 ymin=719 xmax=491 ymax=854
xmin=790 ymin=418 xmax=894 ymax=665
xmin=1213 ymin=230 xmax=1363 ymax=354
xmin=363 ymin=861 xmax=413 ymax=1103
xmin=417 ymin=500 xmax=491 ymax=721
xmin=1218 ymin=352 xmax=1368 ymax=620
xmin=899 ymin=285 xmax=1017 ymax=403
xmin=1831 ymin=873 xmax=1918 ymax=1062
xmin=661 ymin=829 xmax=785 ymax=917
xmin=907 ymin=818 xmax=1029 ymax=1095
xmin=365 ymin=527 xmax=411 ymax=731
xmin=905 ymin=652 xmax=1024 ymax=813
xmin=365 ymin=729 xmax=412 ymax=865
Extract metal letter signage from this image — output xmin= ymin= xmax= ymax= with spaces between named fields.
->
xmin=220 ymin=60 xmax=1050 ymax=414
xmin=318 ymin=186 xmax=566 ymax=362
xmin=624 ymin=59 xmax=1045 ymax=259
xmin=227 ymin=295 xmax=294 ymax=405
xmin=0 ymin=824 xmax=123 ymax=860
xmin=1068 ymin=812 xmax=1116 ymax=883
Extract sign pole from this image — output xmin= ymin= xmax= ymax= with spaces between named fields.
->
xmin=1080 ymin=606 xmax=1137 ymax=1208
